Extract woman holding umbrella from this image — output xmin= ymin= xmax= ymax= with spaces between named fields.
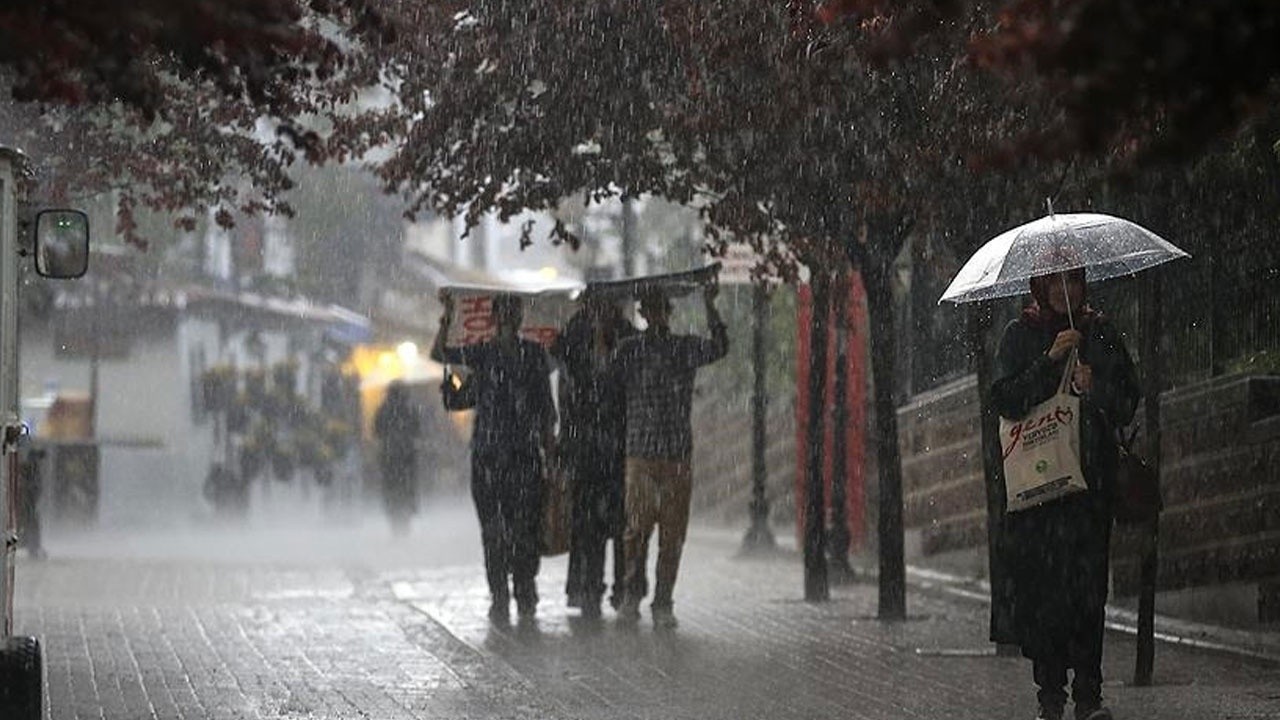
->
xmin=991 ymin=266 xmax=1140 ymax=720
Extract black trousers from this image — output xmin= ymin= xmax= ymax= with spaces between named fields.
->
xmin=1031 ymin=609 xmax=1106 ymax=714
xmin=471 ymin=451 xmax=542 ymax=605
xmin=564 ymin=465 xmax=626 ymax=606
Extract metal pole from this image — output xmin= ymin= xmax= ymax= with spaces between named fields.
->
xmin=741 ymin=282 xmax=776 ymax=554
xmin=1135 ymin=269 xmax=1163 ymax=686
xmin=804 ymin=275 xmax=830 ymax=602
xmin=828 ymin=273 xmax=854 ymax=582
xmin=621 ymin=199 xmax=637 ymax=278
xmin=89 ymin=279 xmax=100 ymax=437
xmin=469 ymin=215 xmax=488 ymax=271
xmin=0 ymin=151 xmax=23 ymax=634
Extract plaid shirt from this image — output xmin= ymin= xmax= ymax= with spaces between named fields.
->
xmin=612 ymin=323 xmax=729 ymax=459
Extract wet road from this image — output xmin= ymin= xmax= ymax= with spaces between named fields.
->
xmin=14 ymin=497 xmax=1280 ymax=719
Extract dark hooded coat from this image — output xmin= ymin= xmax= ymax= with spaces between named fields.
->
xmin=991 ymin=300 xmax=1140 ymax=661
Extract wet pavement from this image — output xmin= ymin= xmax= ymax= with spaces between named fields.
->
xmin=13 ymin=498 xmax=1280 ymax=720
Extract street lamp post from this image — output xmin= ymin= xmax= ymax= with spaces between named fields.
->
xmin=741 ymin=282 xmax=776 ymax=554
xmin=803 ymin=274 xmax=831 ymax=602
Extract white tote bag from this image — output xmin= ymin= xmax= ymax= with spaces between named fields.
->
xmin=1000 ymin=354 xmax=1087 ymax=512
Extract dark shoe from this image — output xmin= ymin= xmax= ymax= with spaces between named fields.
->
xmin=651 ymin=605 xmax=678 ymax=629
xmin=517 ymin=599 xmax=537 ymax=619
xmin=616 ymin=598 xmax=641 ymax=625
xmin=488 ymin=599 xmax=510 ymax=624
xmin=566 ymin=592 xmax=583 ymax=609
xmin=1075 ymin=707 xmax=1112 ymax=720
xmin=1037 ymin=704 xmax=1064 ymax=720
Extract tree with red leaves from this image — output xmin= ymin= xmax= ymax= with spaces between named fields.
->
xmin=816 ymin=0 xmax=1280 ymax=166
xmin=0 ymin=1 xmax=389 ymax=118
xmin=0 ymin=0 xmax=391 ymax=246
xmin=337 ymin=0 xmax=1059 ymax=614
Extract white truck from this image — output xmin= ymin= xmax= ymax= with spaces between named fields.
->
xmin=0 ymin=145 xmax=90 ymax=719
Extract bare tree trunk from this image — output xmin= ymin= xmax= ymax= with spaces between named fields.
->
xmin=862 ymin=258 xmax=906 ymax=620
xmin=828 ymin=270 xmax=855 ymax=583
xmin=970 ymin=303 xmax=1019 ymax=652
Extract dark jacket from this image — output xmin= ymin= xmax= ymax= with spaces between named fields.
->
xmin=991 ymin=314 xmax=1140 ymax=660
xmin=552 ymin=310 xmax=636 ymax=463
xmin=440 ymin=338 xmax=555 ymax=460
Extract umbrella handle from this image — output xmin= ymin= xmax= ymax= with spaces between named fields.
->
xmin=1057 ymin=348 xmax=1079 ymax=395
xmin=1059 ymin=267 xmax=1080 ymax=395
xmin=1061 ymin=271 xmax=1075 ymax=330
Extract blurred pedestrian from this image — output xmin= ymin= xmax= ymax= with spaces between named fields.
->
xmin=18 ymin=441 xmax=46 ymax=560
xmin=612 ymin=282 xmax=728 ymax=628
xmin=432 ymin=294 xmax=557 ymax=623
xmin=374 ymin=381 xmax=422 ymax=538
xmin=991 ymin=268 xmax=1139 ymax=720
xmin=552 ymin=296 xmax=637 ymax=619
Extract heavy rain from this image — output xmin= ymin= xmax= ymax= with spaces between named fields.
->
xmin=1 ymin=3 xmax=1278 ymax=720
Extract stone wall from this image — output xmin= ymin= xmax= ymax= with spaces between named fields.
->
xmin=691 ymin=392 xmax=798 ymax=530
xmin=1112 ymin=374 xmax=1280 ymax=596
xmin=897 ymin=376 xmax=986 ymax=556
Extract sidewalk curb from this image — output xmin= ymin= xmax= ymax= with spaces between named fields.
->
xmin=903 ymin=564 xmax=1280 ymax=667
xmin=690 ymin=525 xmax=1280 ymax=667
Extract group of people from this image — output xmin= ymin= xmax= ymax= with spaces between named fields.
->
xmin=429 ymin=282 xmax=728 ymax=628
xmin=394 ymin=264 xmax=1136 ymax=719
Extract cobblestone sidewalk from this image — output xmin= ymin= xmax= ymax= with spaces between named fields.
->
xmin=11 ymin=516 xmax=1280 ymax=720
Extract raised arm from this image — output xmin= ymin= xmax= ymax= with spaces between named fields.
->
xmin=429 ymin=294 xmax=471 ymax=365
xmin=685 ymin=282 xmax=729 ymax=368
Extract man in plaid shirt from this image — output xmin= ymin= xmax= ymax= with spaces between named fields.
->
xmin=612 ymin=282 xmax=728 ymax=628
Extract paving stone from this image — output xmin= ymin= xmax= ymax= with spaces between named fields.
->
xmin=9 ymin=514 xmax=1279 ymax=720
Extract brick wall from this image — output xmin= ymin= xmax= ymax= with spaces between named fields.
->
xmin=690 ymin=392 xmax=797 ymax=529
xmin=897 ymin=376 xmax=986 ymax=556
xmin=1113 ymin=374 xmax=1280 ymax=595
xmin=897 ymin=372 xmax=1280 ymax=599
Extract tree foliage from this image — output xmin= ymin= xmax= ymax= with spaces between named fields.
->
xmin=818 ymin=1 xmax=1280 ymax=166
xmin=4 ymin=1 xmax=1279 ymax=252
xmin=0 ymin=0 xmax=390 ymax=246
xmin=0 ymin=0 xmax=389 ymax=117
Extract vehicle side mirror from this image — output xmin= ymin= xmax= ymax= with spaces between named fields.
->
xmin=34 ymin=209 xmax=89 ymax=279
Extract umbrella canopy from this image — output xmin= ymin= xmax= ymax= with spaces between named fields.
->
xmin=939 ymin=213 xmax=1189 ymax=304
xmin=580 ymin=263 xmax=721 ymax=301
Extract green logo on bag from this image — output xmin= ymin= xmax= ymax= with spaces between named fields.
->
xmin=1035 ymin=459 xmax=1049 ymax=473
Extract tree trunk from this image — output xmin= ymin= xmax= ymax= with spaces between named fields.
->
xmin=829 ymin=271 xmax=855 ymax=582
xmin=804 ymin=273 xmax=831 ymax=602
xmin=970 ymin=303 xmax=1019 ymax=650
xmin=1135 ymin=268 xmax=1164 ymax=686
xmin=862 ymin=259 xmax=906 ymax=620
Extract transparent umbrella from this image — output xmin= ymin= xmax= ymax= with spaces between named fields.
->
xmin=938 ymin=211 xmax=1190 ymax=305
